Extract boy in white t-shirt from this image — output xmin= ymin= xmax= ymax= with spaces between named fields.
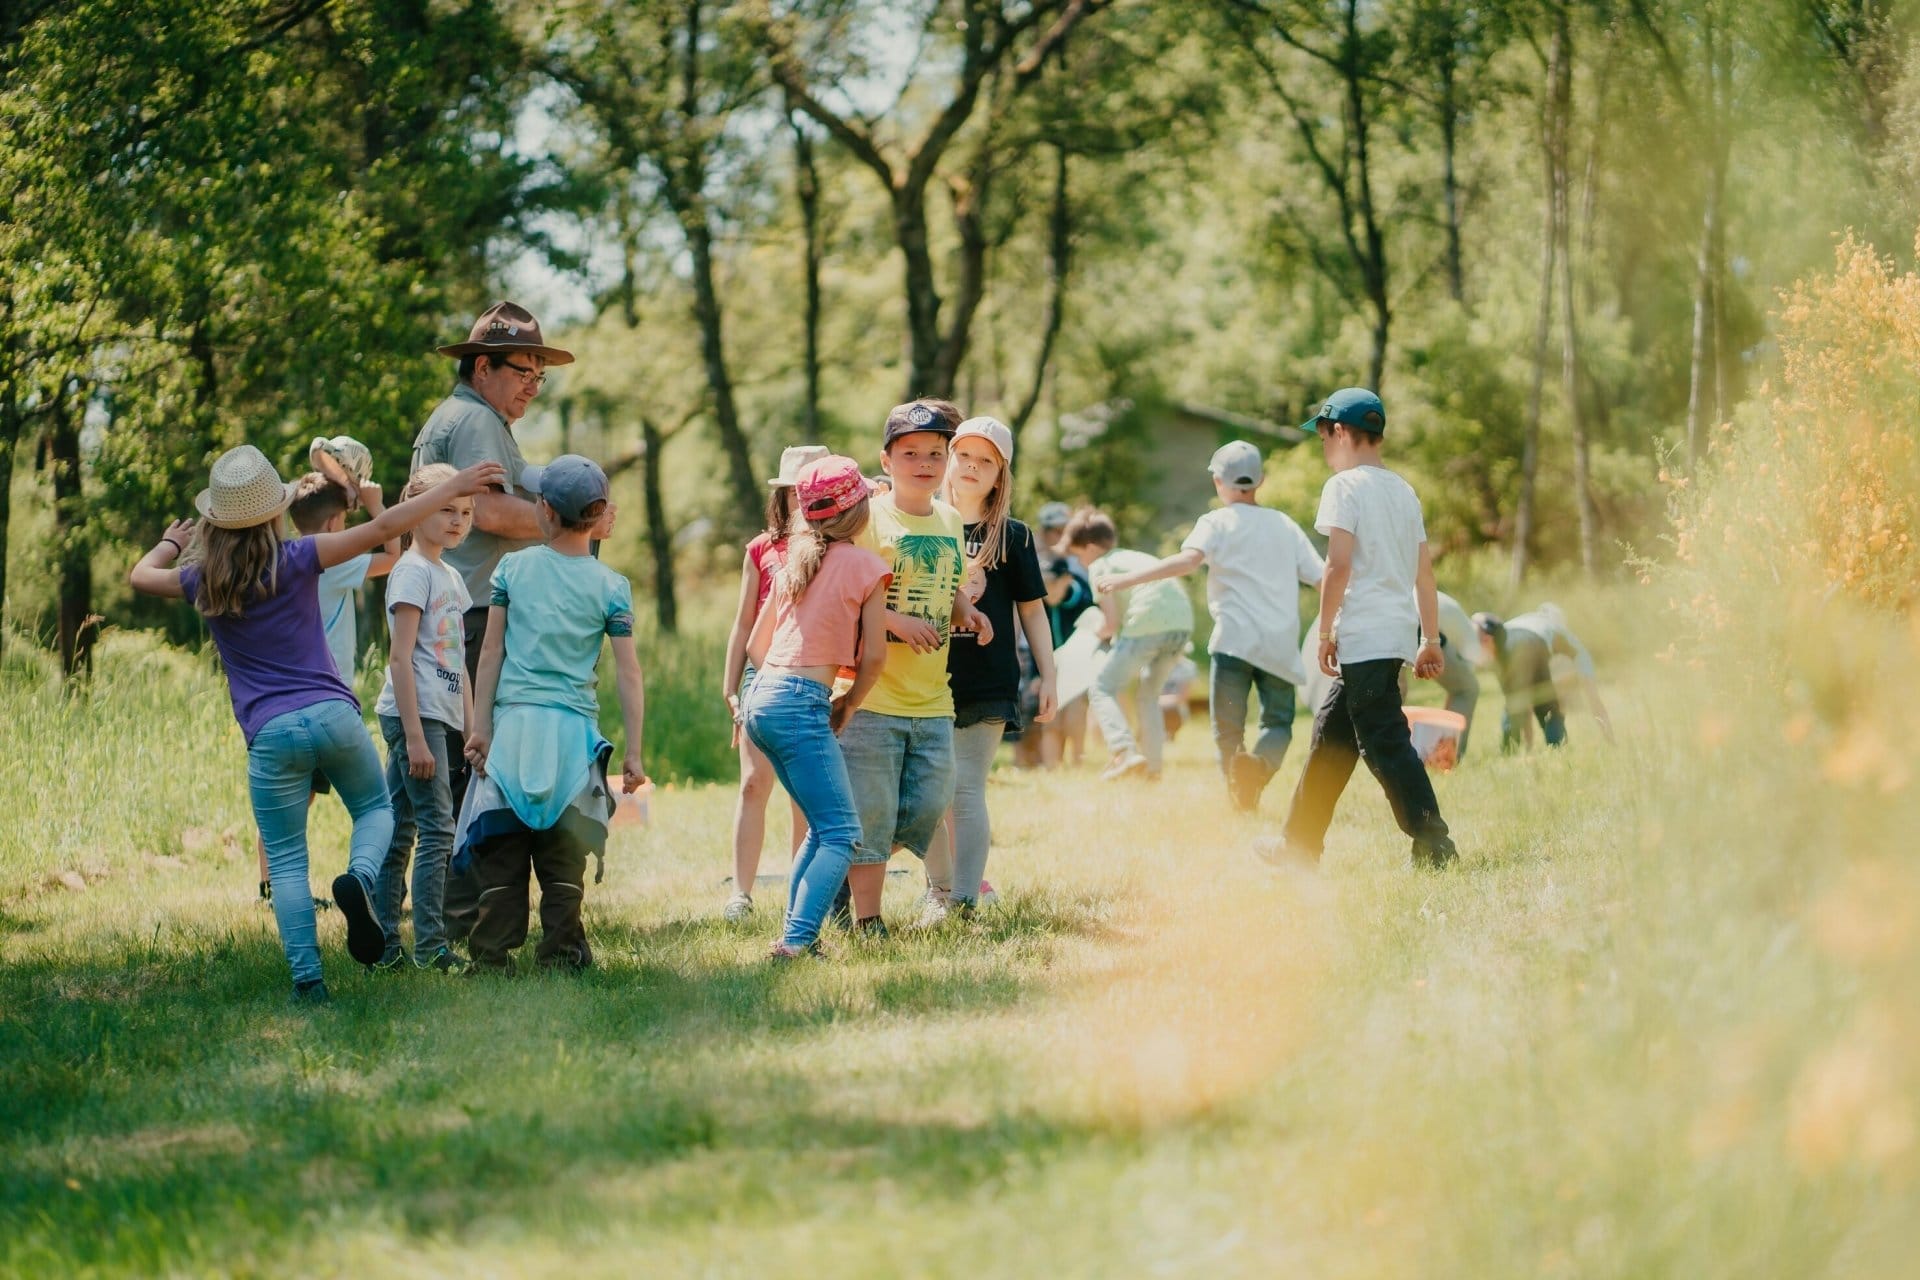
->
xmin=1260 ymin=389 xmax=1458 ymax=870
xmin=1094 ymin=440 xmax=1323 ymax=812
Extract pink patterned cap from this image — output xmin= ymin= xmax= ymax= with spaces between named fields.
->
xmin=796 ymin=455 xmax=875 ymax=521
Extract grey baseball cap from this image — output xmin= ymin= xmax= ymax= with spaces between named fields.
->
xmin=1207 ymin=440 xmax=1264 ymax=488
xmin=1037 ymin=501 xmax=1071 ymax=530
xmin=521 ymin=454 xmax=609 ymax=522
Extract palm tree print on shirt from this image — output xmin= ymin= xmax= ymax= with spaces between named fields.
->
xmin=890 ymin=532 xmax=961 ymax=644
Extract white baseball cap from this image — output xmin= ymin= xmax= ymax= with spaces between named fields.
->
xmin=1207 ymin=440 xmax=1263 ymax=488
xmin=953 ymin=416 xmax=1014 ymax=466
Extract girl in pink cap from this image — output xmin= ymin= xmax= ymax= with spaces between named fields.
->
xmin=740 ymin=456 xmax=894 ymax=958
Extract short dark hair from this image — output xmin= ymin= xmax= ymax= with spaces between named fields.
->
xmin=456 ymin=352 xmax=514 ymax=384
xmin=288 ymin=471 xmax=351 ymax=533
xmin=1063 ymin=508 xmax=1116 ymax=550
xmin=551 ymin=497 xmax=609 ymax=533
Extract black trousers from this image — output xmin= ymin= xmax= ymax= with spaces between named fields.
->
xmin=467 ymin=827 xmax=592 ymax=974
xmin=1281 ymin=658 xmax=1455 ymax=863
xmin=442 ymin=604 xmax=493 ymax=942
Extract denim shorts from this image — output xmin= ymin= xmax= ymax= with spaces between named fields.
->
xmin=837 ymin=709 xmax=956 ymax=864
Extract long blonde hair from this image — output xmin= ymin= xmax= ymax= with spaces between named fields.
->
xmin=778 ymin=498 xmax=871 ymax=604
xmin=951 ymin=453 xmax=1014 ymax=573
xmin=187 ymin=520 xmax=284 ymax=618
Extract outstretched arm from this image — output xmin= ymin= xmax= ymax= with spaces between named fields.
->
xmin=1095 ymin=547 xmax=1204 ymax=595
xmin=312 ymin=461 xmax=505 ymax=568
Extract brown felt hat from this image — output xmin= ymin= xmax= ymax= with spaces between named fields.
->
xmin=436 ymin=300 xmax=575 ymax=366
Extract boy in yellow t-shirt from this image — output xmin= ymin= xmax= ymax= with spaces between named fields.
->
xmin=833 ymin=399 xmax=991 ymax=934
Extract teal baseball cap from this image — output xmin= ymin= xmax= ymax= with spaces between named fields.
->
xmin=1301 ymin=387 xmax=1387 ymax=435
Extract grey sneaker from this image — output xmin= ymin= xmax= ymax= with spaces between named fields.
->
xmin=912 ymin=895 xmax=952 ymax=930
xmin=1100 ymin=751 xmax=1150 ymax=782
xmin=416 ymin=947 xmax=468 ymax=973
xmin=371 ymin=944 xmax=408 ymax=972
xmin=723 ymin=891 xmax=754 ymax=923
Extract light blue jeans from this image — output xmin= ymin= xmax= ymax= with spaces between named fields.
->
xmin=839 ymin=708 xmax=956 ymax=863
xmin=1089 ymin=630 xmax=1190 ymax=771
xmin=248 ymin=699 xmax=391 ymax=986
xmin=945 ymin=718 xmax=1005 ymax=906
xmin=376 ymin=713 xmax=457 ymax=959
xmin=741 ymin=674 xmax=866 ymax=948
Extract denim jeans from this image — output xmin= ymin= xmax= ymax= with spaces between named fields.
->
xmin=946 ymin=717 xmax=1005 ymax=906
xmin=839 ymin=708 xmax=956 ymax=863
xmin=247 ymin=699 xmax=391 ymax=986
xmin=1209 ymin=653 xmax=1298 ymax=781
xmin=375 ymin=713 xmax=457 ymax=958
xmin=742 ymin=674 xmax=867 ymax=947
xmin=1089 ymin=630 xmax=1190 ymax=770
xmin=1280 ymin=658 xmax=1455 ymax=863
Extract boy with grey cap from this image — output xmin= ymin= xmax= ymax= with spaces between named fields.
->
xmin=1095 ymin=440 xmax=1324 ymax=811
xmin=459 ymin=454 xmax=645 ymax=973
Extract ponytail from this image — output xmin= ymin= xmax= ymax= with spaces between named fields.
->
xmin=777 ymin=498 xmax=870 ymax=604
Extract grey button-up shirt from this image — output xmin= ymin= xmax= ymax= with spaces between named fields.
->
xmin=410 ymin=382 xmax=539 ymax=605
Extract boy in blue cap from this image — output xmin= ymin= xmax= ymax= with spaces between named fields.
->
xmin=459 ymin=455 xmax=648 ymax=972
xmin=1259 ymin=389 xmax=1459 ymax=870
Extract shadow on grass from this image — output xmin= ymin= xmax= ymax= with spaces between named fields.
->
xmin=0 ymin=886 xmax=1129 ymax=1271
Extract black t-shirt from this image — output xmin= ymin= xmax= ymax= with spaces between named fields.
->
xmin=948 ymin=517 xmax=1047 ymax=718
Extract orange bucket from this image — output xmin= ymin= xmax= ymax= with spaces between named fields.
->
xmin=1403 ymin=706 xmax=1467 ymax=772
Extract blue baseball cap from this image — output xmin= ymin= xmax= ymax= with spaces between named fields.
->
xmin=521 ymin=454 xmax=609 ymax=522
xmin=1301 ymin=387 xmax=1387 ymax=435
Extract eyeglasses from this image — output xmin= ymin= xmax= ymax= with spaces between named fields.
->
xmin=496 ymin=359 xmax=547 ymax=388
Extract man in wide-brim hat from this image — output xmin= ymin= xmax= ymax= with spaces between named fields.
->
xmin=410 ymin=300 xmax=580 ymax=945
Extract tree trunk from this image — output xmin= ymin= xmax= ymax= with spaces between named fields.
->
xmin=1684 ymin=18 xmax=1723 ymax=471
xmin=894 ymin=183 xmax=945 ymax=398
xmin=1010 ymin=146 xmax=1071 ymax=445
xmin=1346 ymin=0 xmax=1389 ymax=390
xmin=639 ymin=415 xmax=677 ymax=635
xmin=0 ymin=296 xmax=17 ymax=659
xmin=1440 ymin=47 xmax=1465 ymax=304
xmin=49 ymin=378 xmax=94 ymax=678
xmin=1511 ymin=21 xmax=1565 ymax=589
xmin=934 ymin=137 xmax=995 ymax=398
xmin=788 ymin=111 xmax=824 ymax=437
xmin=1550 ymin=9 xmax=1598 ymax=576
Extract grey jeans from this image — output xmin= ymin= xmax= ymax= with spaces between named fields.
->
xmin=376 ymin=713 xmax=458 ymax=958
xmin=945 ymin=718 xmax=1004 ymax=905
xmin=1089 ymin=630 xmax=1190 ymax=770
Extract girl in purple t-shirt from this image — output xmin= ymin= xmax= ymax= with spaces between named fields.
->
xmin=130 ymin=445 xmax=503 ymax=1003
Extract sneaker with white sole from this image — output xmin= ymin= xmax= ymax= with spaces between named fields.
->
xmin=1100 ymin=751 xmax=1150 ymax=782
xmin=912 ymin=895 xmax=952 ymax=929
xmin=723 ymin=891 xmax=754 ymax=923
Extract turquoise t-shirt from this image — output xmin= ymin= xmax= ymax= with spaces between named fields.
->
xmin=488 ymin=546 xmax=636 ymax=718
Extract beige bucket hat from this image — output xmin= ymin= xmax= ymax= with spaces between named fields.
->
xmin=195 ymin=445 xmax=297 ymax=529
xmin=768 ymin=444 xmax=831 ymax=487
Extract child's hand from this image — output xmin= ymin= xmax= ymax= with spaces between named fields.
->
xmin=463 ymin=728 xmax=491 ymax=776
xmin=888 ymin=612 xmax=941 ymax=654
xmin=957 ymin=601 xmax=993 ymax=646
xmin=450 ymin=461 xmax=509 ymax=495
xmin=726 ymin=692 xmax=744 ymax=749
xmin=830 ymin=692 xmax=856 ymax=734
xmin=406 ymin=732 xmax=436 ymax=779
xmin=1413 ymin=639 xmax=1444 ymax=680
xmin=159 ymin=518 xmax=197 ymax=553
xmin=1034 ymin=674 xmax=1058 ymax=724
xmin=357 ymin=481 xmax=384 ymax=513
xmin=592 ymin=501 xmax=618 ymax=540
xmin=621 ymin=755 xmax=649 ymax=793
xmin=1093 ymin=574 xmax=1129 ymax=597
xmin=1317 ymin=634 xmax=1340 ymax=679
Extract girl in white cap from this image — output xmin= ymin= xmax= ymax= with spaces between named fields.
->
xmin=920 ymin=416 xmax=1057 ymax=922
xmin=719 ymin=446 xmax=825 ymax=922
xmin=128 ymin=446 xmax=505 ymax=1003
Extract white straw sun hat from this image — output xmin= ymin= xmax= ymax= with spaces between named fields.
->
xmin=768 ymin=444 xmax=830 ymax=487
xmin=195 ymin=445 xmax=298 ymax=529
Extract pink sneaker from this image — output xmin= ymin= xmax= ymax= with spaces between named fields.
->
xmin=978 ymin=880 xmax=999 ymax=907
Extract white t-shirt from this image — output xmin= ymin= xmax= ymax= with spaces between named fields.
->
xmin=316 ymin=552 xmax=373 ymax=680
xmin=1436 ymin=591 xmax=1475 ymax=659
xmin=374 ymin=549 xmax=472 ymax=730
xmin=1316 ymin=465 xmax=1426 ymax=665
xmin=1181 ymin=504 xmax=1325 ymax=685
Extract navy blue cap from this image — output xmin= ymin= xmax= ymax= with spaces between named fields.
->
xmin=521 ymin=454 xmax=609 ymax=522
xmin=1301 ymin=387 xmax=1387 ymax=435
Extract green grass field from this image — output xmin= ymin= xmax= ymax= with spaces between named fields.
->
xmin=2 ymin=610 xmax=1915 ymax=1278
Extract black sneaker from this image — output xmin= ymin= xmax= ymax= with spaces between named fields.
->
xmin=372 ymin=944 xmax=408 ymax=972
xmin=331 ymin=872 xmax=385 ymax=966
xmin=292 ymin=978 xmax=331 ymax=1005
xmin=1412 ymin=837 xmax=1459 ymax=871
xmin=259 ymin=879 xmax=273 ymax=904
xmin=416 ymin=947 xmax=468 ymax=974
xmin=854 ymin=916 xmax=889 ymax=940
xmin=1228 ymin=753 xmax=1267 ymax=813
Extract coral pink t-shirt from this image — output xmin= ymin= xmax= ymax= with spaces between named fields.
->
xmin=763 ymin=542 xmax=892 ymax=670
xmin=747 ymin=532 xmax=788 ymax=609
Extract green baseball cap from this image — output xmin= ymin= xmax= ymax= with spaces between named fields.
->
xmin=1301 ymin=387 xmax=1387 ymax=435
